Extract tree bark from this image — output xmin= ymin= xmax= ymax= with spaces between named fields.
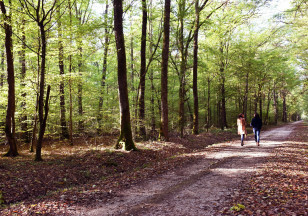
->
xmin=148 ymin=0 xmax=156 ymax=136
xmin=98 ymin=2 xmax=110 ymax=133
xmin=273 ymin=86 xmax=278 ymax=125
xmin=68 ymin=0 xmax=73 ymax=145
xmin=137 ymin=0 xmax=147 ymax=139
xmin=0 ymin=45 xmax=4 ymax=87
xmin=159 ymin=0 xmax=171 ymax=141
xmin=258 ymin=84 xmax=262 ymax=121
xmin=243 ymin=70 xmax=249 ymax=118
xmin=282 ymin=91 xmax=287 ymax=122
xmin=192 ymin=0 xmax=200 ymax=135
xmin=35 ymin=85 xmax=51 ymax=161
xmin=219 ymin=43 xmax=227 ymax=130
xmin=19 ymin=16 xmax=30 ymax=143
xmin=35 ymin=22 xmax=48 ymax=161
xmin=58 ymin=8 xmax=69 ymax=139
xmin=77 ymin=45 xmax=84 ymax=132
xmin=265 ymin=90 xmax=270 ymax=125
xmin=113 ymin=0 xmax=136 ymax=151
xmin=1 ymin=1 xmax=18 ymax=157
xmin=207 ymin=77 xmax=211 ymax=131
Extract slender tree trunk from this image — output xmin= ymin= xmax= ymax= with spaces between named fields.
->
xmin=254 ymin=91 xmax=257 ymax=114
xmin=243 ymin=71 xmax=248 ymax=118
xmin=273 ymin=86 xmax=278 ymax=125
xmin=98 ymin=2 xmax=110 ymax=133
xmin=36 ymin=85 xmax=51 ymax=161
xmin=77 ymin=45 xmax=84 ymax=132
xmin=219 ymin=43 xmax=227 ymax=130
xmin=58 ymin=8 xmax=69 ymax=139
xmin=19 ymin=16 xmax=29 ymax=143
xmin=148 ymin=1 xmax=156 ymax=135
xmin=192 ymin=0 xmax=200 ymax=135
xmin=178 ymin=0 xmax=187 ymax=138
xmin=0 ymin=45 xmax=4 ymax=87
xmin=1 ymin=1 xmax=18 ymax=157
xmin=159 ymin=0 xmax=171 ymax=141
xmin=258 ymin=84 xmax=262 ymax=121
xmin=265 ymin=90 xmax=270 ymax=125
xmin=30 ymin=34 xmax=41 ymax=152
xmin=137 ymin=0 xmax=147 ymax=139
xmin=207 ymin=77 xmax=210 ymax=131
xmin=113 ymin=0 xmax=136 ymax=151
xmin=35 ymin=23 xmax=48 ymax=161
xmin=179 ymin=75 xmax=185 ymax=137
xmin=282 ymin=91 xmax=287 ymax=122
xmin=68 ymin=0 xmax=73 ymax=145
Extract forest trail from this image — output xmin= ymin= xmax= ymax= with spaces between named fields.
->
xmin=84 ymin=121 xmax=301 ymax=216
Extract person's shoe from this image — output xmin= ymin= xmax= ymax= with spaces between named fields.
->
xmin=257 ymin=142 xmax=260 ymax=146
xmin=241 ymin=142 xmax=244 ymax=146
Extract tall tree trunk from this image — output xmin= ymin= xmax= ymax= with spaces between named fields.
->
xmin=137 ymin=0 xmax=147 ymax=139
xmin=148 ymin=1 xmax=156 ymax=135
xmin=68 ymin=0 xmax=73 ymax=145
xmin=35 ymin=23 xmax=48 ymax=161
xmin=36 ymin=85 xmax=51 ymax=161
xmin=178 ymin=0 xmax=187 ymax=138
xmin=258 ymin=84 xmax=262 ymax=121
xmin=254 ymin=91 xmax=257 ymax=114
xmin=19 ymin=16 xmax=29 ymax=143
xmin=1 ymin=1 xmax=18 ymax=157
xmin=220 ymin=78 xmax=227 ymax=130
xmin=77 ymin=45 xmax=83 ymax=132
xmin=219 ymin=43 xmax=227 ymax=130
xmin=159 ymin=0 xmax=171 ymax=141
xmin=265 ymin=90 xmax=270 ymax=125
xmin=207 ymin=77 xmax=211 ymax=131
xmin=0 ymin=45 xmax=4 ymax=87
xmin=273 ymin=86 xmax=278 ymax=125
xmin=243 ymin=70 xmax=249 ymax=118
xmin=192 ymin=0 xmax=200 ymax=135
xmin=58 ymin=8 xmax=69 ymax=139
xmin=98 ymin=2 xmax=110 ymax=133
xmin=30 ymin=33 xmax=41 ymax=152
xmin=282 ymin=91 xmax=287 ymax=122
xmin=113 ymin=0 xmax=136 ymax=151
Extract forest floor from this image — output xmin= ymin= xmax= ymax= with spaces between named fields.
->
xmin=0 ymin=121 xmax=307 ymax=215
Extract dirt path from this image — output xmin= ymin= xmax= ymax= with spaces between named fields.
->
xmin=83 ymin=122 xmax=301 ymax=216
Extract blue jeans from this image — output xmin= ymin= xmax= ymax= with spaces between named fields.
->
xmin=241 ymin=134 xmax=244 ymax=143
xmin=253 ymin=128 xmax=260 ymax=143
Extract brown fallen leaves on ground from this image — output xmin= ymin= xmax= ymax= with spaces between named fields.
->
xmin=0 ymin=129 xmax=237 ymax=215
xmin=220 ymin=122 xmax=308 ymax=216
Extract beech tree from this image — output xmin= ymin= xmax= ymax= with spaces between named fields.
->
xmin=113 ymin=0 xmax=136 ymax=150
xmin=1 ymin=0 xmax=18 ymax=157
xmin=160 ymin=0 xmax=171 ymax=141
xmin=18 ymin=0 xmax=61 ymax=161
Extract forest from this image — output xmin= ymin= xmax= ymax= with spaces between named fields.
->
xmin=0 ymin=0 xmax=307 ymax=214
xmin=0 ymin=0 xmax=307 ymax=158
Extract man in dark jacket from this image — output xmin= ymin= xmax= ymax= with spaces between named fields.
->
xmin=251 ymin=113 xmax=262 ymax=146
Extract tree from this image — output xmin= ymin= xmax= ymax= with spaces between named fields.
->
xmin=137 ymin=0 xmax=148 ymax=140
xmin=19 ymin=0 xmax=60 ymax=161
xmin=0 ymin=0 xmax=18 ymax=157
xmin=98 ymin=0 xmax=111 ymax=134
xmin=113 ymin=0 xmax=136 ymax=151
xmin=57 ymin=7 xmax=69 ymax=139
xmin=160 ymin=0 xmax=171 ymax=141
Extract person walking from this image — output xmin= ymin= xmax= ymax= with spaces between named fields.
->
xmin=251 ymin=113 xmax=262 ymax=146
xmin=237 ymin=113 xmax=247 ymax=146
